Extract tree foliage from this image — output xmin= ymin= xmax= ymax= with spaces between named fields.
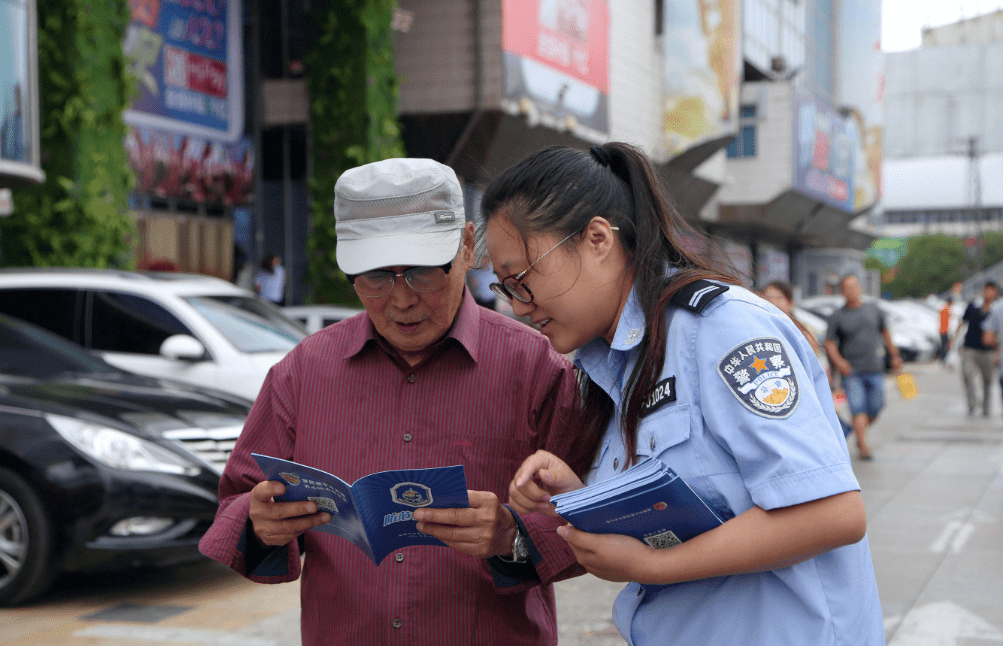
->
xmin=4 ymin=0 xmax=134 ymax=268
xmin=885 ymin=234 xmax=967 ymax=297
xmin=979 ymin=231 xmax=1003 ymax=269
xmin=304 ymin=0 xmax=405 ymax=304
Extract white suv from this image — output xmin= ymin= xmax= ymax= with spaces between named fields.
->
xmin=0 ymin=269 xmax=306 ymax=401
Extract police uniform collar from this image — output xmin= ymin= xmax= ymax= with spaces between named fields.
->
xmin=609 ymin=284 xmax=645 ymax=351
xmin=343 ymin=288 xmax=481 ymax=364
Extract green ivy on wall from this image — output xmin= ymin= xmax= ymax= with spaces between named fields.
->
xmin=304 ymin=0 xmax=406 ymax=304
xmin=4 ymin=0 xmax=135 ymax=268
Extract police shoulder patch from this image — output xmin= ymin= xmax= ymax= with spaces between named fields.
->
xmin=717 ymin=337 xmax=799 ymax=418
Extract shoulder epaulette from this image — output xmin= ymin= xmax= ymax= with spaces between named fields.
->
xmin=671 ymin=280 xmax=729 ymax=313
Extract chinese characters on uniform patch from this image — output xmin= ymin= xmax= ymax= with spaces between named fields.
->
xmin=717 ymin=337 xmax=799 ymax=418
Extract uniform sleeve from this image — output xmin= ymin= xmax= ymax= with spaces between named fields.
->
xmin=198 ymin=352 xmax=303 ymax=583
xmin=486 ymin=347 xmax=585 ymax=592
xmin=695 ymin=301 xmax=860 ymax=511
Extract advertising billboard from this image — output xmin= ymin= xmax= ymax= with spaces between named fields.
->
xmin=502 ymin=0 xmax=610 ymax=134
xmin=0 ymin=0 xmax=42 ymax=184
xmin=836 ymin=0 xmax=882 ymax=211
xmin=662 ymin=0 xmax=741 ymax=156
xmin=792 ymin=90 xmax=857 ymax=213
xmin=123 ymin=0 xmax=244 ymax=142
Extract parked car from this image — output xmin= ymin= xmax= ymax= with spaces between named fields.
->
xmin=282 ymin=304 xmax=365 ymax=334
xmin=0 ymin=269 xmax=306 ymax=401
xmin=0 ymin=313 xmax=249 ymax=605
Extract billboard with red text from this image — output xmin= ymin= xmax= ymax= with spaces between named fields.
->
xmin=502 ymin=0 xmax=610 ymax=133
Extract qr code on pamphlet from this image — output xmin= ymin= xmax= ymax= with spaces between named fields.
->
xmin=643 ymin=530 xmax=682 ymax=549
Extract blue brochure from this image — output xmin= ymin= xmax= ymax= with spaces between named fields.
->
xmin=551 ymin=458 xmax=723 ymax=550
xmin=252 ymin=454 xmax=469 ymax=565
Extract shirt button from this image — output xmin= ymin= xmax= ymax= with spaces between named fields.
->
xmin=637 ymin=585 xmax=644 ymax=596
xmin=392 ymin=619 xmax=403 ymax=629
xmin=395 ymin=552 xmax=404 ymax=562
xmin=403 ymin=433 xmax=412 ymax=442
xmin=613 ymin=458 xmax=619 ymax=470
xmin=407 ymin=375 xmax=416 ymax=383
xmin=650 ymin=436 xmax=656 ymax=451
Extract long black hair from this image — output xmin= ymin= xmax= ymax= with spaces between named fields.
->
xmin=480 ymin=142 xmax=738 ymax=476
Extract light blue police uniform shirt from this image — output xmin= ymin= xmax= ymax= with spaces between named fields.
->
xmin=574 ymin=284 xmax=885 ymax=646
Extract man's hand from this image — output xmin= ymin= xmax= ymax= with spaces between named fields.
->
xmin=249 ymin=480 xmax=331 ymax=546
xmin=412 ymin=490 xmax=516 ymax=558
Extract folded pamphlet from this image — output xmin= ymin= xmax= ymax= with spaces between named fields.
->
xmin=551 ymin=458 xmax=724 ymax=550
xmin=252 ymin=454 xmax=469 ymax=565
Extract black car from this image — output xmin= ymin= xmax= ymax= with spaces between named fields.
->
xmin=0 ymin=314 xmax=249 ymax=605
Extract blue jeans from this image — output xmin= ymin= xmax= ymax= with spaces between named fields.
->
xmin=843 ymin=372 xmax=885 ymax=419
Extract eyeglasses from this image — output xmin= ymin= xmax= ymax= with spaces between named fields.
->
xmin=348 ymin=262 xmax=453 ymax=298
xmin=489 ymin=230 xmax=581 ymax=304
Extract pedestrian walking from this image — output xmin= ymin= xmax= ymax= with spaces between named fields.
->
xmin=253 ymin=253 xmax=286 ymax=306
xmin=940 ymin=298 xmax=952 ymax=363
xmin=824 ymin=275 xmax=902 ymax=459
xmin=955 ymin=281 xmax=998 ymax=416
xmin=474 ymin=142 xmax=883 ymax=646
xmin=978 ymin=288 xmax=1003 ymax=416
xmin=200 ymin=158 xmax=583 ymax=645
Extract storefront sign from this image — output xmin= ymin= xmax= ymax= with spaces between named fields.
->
xmin=502 ymin=0 xmax=610 ymax=133
xmin=792 ymin=90 xmax=857 ymax=213
xmin=123 ymin=0 xmax=244 ymax=142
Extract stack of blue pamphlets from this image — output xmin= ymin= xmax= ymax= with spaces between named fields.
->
xmin=252 ymin=454 xmax=469 ymax=565
xmin=551 ymin=458 xmax=724 ymax=550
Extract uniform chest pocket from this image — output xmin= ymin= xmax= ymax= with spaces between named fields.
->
xmin=636 ymin=404 xmax=691 ymax=459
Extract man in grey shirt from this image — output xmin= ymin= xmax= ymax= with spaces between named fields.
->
xmin=825 ymin=275 xmax=901 ymax=459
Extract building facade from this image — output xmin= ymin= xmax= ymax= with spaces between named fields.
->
xmin=714 ymin=0 xmax=884 ymax=296
xmin=882 ymin=11 xmax=1003 ymax=243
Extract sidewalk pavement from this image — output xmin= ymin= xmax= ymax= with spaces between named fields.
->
xmin=555 ymin=361 xmax=1003 ymax=645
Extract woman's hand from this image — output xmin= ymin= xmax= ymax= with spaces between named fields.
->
xmin=508 ymin=450 xmax=585 ymax=516
xmin=557 ymin=526 xmax=656 ymax=583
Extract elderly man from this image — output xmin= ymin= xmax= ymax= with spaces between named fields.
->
xmin=199 ymin=158 xmax=581 ymax=645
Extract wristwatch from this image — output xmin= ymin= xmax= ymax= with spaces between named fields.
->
xmin=510 ymin=527 xmax=530 ymax=563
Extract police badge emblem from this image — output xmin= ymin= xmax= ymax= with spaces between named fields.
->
xmin=280 ymin=472 xmax=301 ymax=486
xmin=717 ymin=337 xmax=799 ymax=418
xmin=391 ymin=482 xmax=434 ymax=507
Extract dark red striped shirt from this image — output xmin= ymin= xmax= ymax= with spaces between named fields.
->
xmin=200 ymin=290 xmax=583 ymax=645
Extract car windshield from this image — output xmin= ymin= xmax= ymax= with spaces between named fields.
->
xmin=185 ymin=296 xmax=306 ymax=353
xmin=0 ymin=316 xmax=114 ymax=378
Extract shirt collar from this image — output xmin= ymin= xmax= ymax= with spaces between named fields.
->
xmin=573 ymin=282 xmax=644 ymax=394
xmin=343 ymin=287 xmax=481 ymax=364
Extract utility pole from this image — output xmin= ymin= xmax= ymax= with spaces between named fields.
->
xmin=968 ymin=136 xmax=984 ymax=270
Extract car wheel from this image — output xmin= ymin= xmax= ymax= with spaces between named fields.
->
xmin=0 ymin=468 xmax=56 ymax=606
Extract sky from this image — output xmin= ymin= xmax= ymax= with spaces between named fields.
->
xmin=882 ymin=0 xmax=1003 ymax=52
